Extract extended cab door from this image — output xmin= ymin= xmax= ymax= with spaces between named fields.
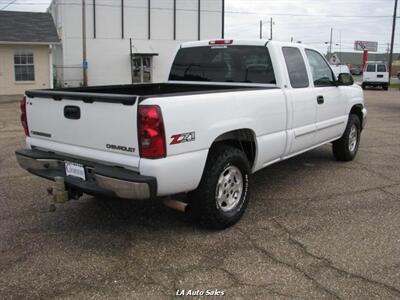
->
xmin=305 ymin=49 xmax=347 ymax=144
xmin=281 ymin=47 xmax=317 ymax=156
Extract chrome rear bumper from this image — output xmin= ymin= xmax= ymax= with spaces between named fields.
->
xmin=15 ymin=149 xmax=156 ymax=200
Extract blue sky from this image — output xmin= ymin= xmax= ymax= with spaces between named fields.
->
xmin=0 ymin=0 xmax=398 ymax=53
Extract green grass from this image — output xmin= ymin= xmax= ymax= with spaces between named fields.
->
xmin=389 ymin=83 xmax=400 ymax=89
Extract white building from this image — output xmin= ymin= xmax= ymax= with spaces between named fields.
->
xmin=49 ymin=0 xmax=224 ymax=87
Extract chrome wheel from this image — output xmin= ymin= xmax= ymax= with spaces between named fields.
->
xmin=215 ymin=165 xmax=243 ymax=212
xmin=348 ymin=124 xmax=358 ymax=152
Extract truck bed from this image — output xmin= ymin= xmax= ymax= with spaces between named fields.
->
xmin=26 ymin=83 xmax=272 ymax=105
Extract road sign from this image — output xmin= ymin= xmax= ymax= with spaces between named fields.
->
xmin=82 ymin=60 xmax=88 ymax=70
xmin=354 ymin=40 xmax=378 ymax=52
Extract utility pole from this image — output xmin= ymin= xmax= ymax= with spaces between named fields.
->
xmin=129 ymin=38 xmax=134 ymax=84
xmin=339 ymin=30 xmax=342 ymax=63
xmin=388 ymin=0 xmax=398 ymax=85
xmin=82 ymin=0 xmax=88 ymax=86
xmin=259 ymin=18 xmax=274 ymax=40
xmin=386 ymin=43 xmax=390 ymax=62
xmin=328 ymin=28 xmax=333 ymax=59
xmin=270 ymin=17 xmax=273 ymax=40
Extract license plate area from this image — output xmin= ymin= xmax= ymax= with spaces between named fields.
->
xmin=65 ymin=161 xmax=86 ymax=180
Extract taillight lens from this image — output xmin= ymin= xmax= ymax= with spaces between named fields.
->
xmin=138 ymin=105 xmax=166 ymax=159
xmin=20 ymin=96 xmax=29 ymax=136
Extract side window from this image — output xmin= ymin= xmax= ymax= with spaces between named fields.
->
xmin=305 ymin=49 xmax=335 ymax=87
xmin=377 ymin=64 xmax=386 ymax=72
xmin=282 ymin=47 xmax=309 ymax=88
xmin=366 ymin=64 xmax=376 ymax=72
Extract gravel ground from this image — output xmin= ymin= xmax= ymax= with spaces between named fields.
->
xmin=1 ymin=90 xmax=400 ymax=299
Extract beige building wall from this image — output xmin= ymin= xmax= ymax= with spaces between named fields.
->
xmin=0 ymin=44 xmax=50 ymax=95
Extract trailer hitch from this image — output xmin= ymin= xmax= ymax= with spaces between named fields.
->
xmin=47 ymin=177 xmax=82 ymax=211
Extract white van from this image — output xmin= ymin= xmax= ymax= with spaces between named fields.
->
xmin=362 ymin=61 xmax=389 ymax=90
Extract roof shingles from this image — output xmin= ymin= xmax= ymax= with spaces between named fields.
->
xmin=0 ymin=11 xmax=59 ymax=44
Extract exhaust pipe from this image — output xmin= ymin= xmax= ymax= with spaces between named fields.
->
xmin=163 ymin=198 xmax=188 ymax=212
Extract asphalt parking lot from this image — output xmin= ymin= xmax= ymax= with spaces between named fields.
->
xmin=1 ymin=90 xmax=400 ymax=299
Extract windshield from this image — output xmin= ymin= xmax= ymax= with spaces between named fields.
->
xmin=169 ymin=45 xmax=276 ymax=84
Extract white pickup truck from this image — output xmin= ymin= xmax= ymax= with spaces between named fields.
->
xmin=16 ymin=40 xmax=366 ymax=229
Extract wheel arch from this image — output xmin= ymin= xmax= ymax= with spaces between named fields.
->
xmin=349 ymin=104 xmax=365 ymax=131
xmin=209 ymin=128 xmax=257 ymax=169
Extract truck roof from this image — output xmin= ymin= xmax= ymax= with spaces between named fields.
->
xmin=180 ymin=39 xmax=319 ymax=52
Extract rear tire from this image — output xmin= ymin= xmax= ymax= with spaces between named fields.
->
xmin=189 ymin=145 xmax=250 ymax=229
xmin=361 ymin=83 xmax=366 ymax=90
xmin=332 ymin=114 xmax=361 ymax=161
xmin=383 ymin=84 xmax=389 ymax=91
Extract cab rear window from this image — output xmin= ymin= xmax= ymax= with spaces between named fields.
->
xmin=169 ymin=46 xmax=276 ymax=84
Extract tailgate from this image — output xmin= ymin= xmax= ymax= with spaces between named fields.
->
xmin=25 ymin=94 xmax=140 ymax=169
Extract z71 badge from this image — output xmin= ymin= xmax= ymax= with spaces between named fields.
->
xmin=170 ymin=132 xmax=195 ymax=145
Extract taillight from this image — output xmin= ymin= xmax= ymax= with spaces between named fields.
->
xmin=138 ymin=105 xmax=166 ymax=159
xmin=20 ymin=96 xmax=29 ymax=136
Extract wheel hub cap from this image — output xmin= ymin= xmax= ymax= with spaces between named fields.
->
xmin=215 ymin=166 xmax=243 ymax=212
xmin=349 ymin=124 xmax=358 ymax=152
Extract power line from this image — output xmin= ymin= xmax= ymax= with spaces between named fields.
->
xmin=0 ymin=1 xmax=395 ymax=18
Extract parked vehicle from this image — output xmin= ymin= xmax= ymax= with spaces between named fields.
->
xmin=16 ymin=40 xmax=366 ymax=229
xmin=350 ymin=67 xmax=362 ymax=75
xmin=362 ymin=61 xmax=389 ymax=90
xmin=397 ymin=71 xmax=400 ymax=80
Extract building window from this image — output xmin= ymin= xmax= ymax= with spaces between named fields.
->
xmin=14 ymin=49 xmax=35 ymax=81
xmin=132 ymin=56 xmax=152 ymax=83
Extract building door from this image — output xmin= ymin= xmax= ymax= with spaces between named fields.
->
xmin=132 ymin=56 xmax=152 ymax=83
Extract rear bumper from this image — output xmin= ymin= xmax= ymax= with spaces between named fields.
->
xmin=362 ymin=81 xmax=388 ymax=86
xmin=15 ymin=148 xmax=157 ymax=200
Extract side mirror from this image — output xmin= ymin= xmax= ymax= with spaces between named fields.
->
xmin=337 ymin=73 xmax=354 ymax=86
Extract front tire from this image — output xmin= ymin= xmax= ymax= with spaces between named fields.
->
xmin=332 ymin=114 xmax=361 ymax=161
xmin=189 ymin=145 xmax=250 ymax=229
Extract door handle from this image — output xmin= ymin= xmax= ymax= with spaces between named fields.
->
xmin=317 ymin=95 xmax=324 ymax=104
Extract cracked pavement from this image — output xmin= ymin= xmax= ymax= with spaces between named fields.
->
xmin=1 ymin=90 xmax=400 ymax=299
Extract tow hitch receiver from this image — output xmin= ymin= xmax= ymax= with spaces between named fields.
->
xmin=47 ymin=176 xmax=82 ymax=211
